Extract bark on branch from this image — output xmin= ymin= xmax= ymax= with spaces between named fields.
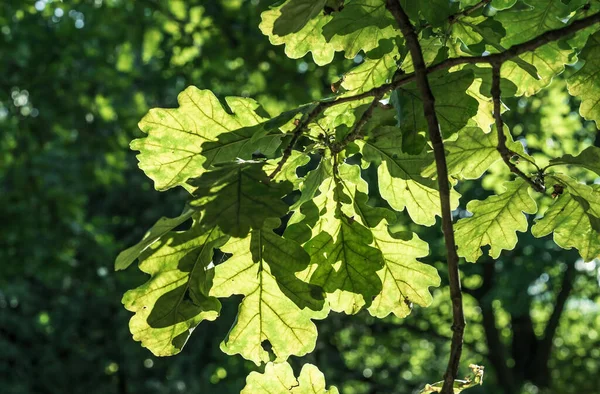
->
xmin=384 ymin=1 xmax=465 ymax=393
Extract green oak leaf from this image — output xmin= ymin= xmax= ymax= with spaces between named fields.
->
xmin=189 ymin=162 xmax=292 ymax=238
xmin=291 ymin=156 xmax=334 ymax=210
xmin=264 ymin=150 xmax=311 ymax=187
xmin=532 ymin=188 xmax=600 ymax=261
xmin=131 ymin=87 xmax=283 ymax=191
xmin=305 ymin=215 xmax=384 ymax=315
xmin=400 ymin=36 xmax=444 ymax=73
xmin=258 ymin=219 xmax=325 ymax=311
xmin=210 ymin=226 xmax=325 ymax=365
xmin=495 ymin=0 xmax=575 ymax=95
xmin=368 ymin=223 xmax=439 ymax=318
xmin=491 ymin=0 xmax=518 ymax=10
xmin=289 ymin=161 xmax=385 ymax=314
xmin=122 ymin=224 xmax=228 ymax=356
xmin=420 ymin=0 xmax=457 ymax=27
xmin=322 ymin=0 xmax=399 ymax=58
xmin=260 ymin=3 xmax=336 ymax=66
xmin=359 ymin=126 xmax=461 ymax=226
xmin=421 ymin=124 xmax=527 ymax=180
xmin=567 ymin=31 xmax=600 ymax=127
xmin=332 ymin=177 xmax=439 ymax=319
xmin=550 ymin=174 xmax=600 ymax=218
xmin=340 ymin=39 xmax=400 ymax=96
xmin=548 ymin=146 xmax=600 ymax=176
xmin=455 ymin=178 xmax=537 ymax=262
xmin=394 ymin=69 xmax=479 ymax=140
xmin=242 ymin=362 xmax=339 ymax=394
xmin=115 ymin=207 xmax=194 ymax=270
xmin=273 ymin=0 xmax=328 ymax=36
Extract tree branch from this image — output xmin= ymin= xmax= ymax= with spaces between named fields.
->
xmin=270 ymin=10 xmax=600 ymax=181
xmin=491 ymin=63 xmax=546 ymax=192
xmin=384 ymin=2 xmax=465 ymax=393
xmin=431 ymin=11 xmax=600 ymax=70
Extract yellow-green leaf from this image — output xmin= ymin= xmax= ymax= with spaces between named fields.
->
xmin=122 ymin=224 xmax=227 ymax=356
xmin=242 ymin=362 xmax=339 ymax=394
xmin=455 ymin=179 xmax=537 ymax=262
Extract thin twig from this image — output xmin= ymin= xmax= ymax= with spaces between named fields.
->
xmin=331 ymin=93 xmax=384 ymax=153
xmin=491 ymin=63 xmax=546 ymax=192
xmin=384 ymin=2 xmax=465 ymax=393
xmin=268 ymin=103 xmax=324 ymax=179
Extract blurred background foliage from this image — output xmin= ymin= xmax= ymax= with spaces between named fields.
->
xmin=0 ymin=1 xmax=599 ymax=394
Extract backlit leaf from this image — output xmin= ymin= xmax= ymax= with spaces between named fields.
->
xmin=210 ymin=224 xmax=324 ymax=365
xmin=455 ymin=179 xmax=537 ymax=262
xmin=115 ymin=207 xmax=194 ymax=271
xmin=359 ymin=126 xmax=461 ymax=226
xmin=189 ymin=162 xmax=292 ymax=238
xmin=532 ymin=187 xmax=600 ymax=261
xmin=260 ymin=3 xmax=336 ymax=66
xmin=242 ymin=362 xmax=339 ymax=394
xmin=122 ymin=223 xmax=228 ymax=356
xmin=568 ymin=31 xmax=600 ymax=127
xmin=322 ymin=0 xmax=399 ymax=58
xmin=132 ymin=87 xmax=283 ymax=191
xmin=549 ymin=146 xmax=600 ymax=176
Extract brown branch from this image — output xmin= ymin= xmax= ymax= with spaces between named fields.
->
xmin=491 ymin=63 xmax=546 ymax=192
xmin=450 ymin=0 xmax=492 ymax=23
xmin=430 ymin=11 xmax=600 ymax=71
xmin=384 ymin=2 xmax=465 ymax=394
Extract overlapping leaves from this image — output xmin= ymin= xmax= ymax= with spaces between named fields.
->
xmin=210 ymin=221 xmax=324 ymax=365
xmin=122 ymin=221 xmax=227 ymax=356
xmin=131 ymin=87 xmax=290 ymax=191
xmin=532 ymin=182 xmax=600 ymax=262
xmin=568 ymin=31 xmax=600 ymax=127
xmin=119 ymin=1 xmax=600 ymax=393
xmin=359 ymin=126 xmax=461 ymax=226
xmin=188 ymin=161 xmax=292 ymax=238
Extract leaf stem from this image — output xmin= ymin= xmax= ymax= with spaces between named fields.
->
xmin=491 ymin=62 xmax=546 ymax=193
xmin=384 ymin=2 xmax=465 ymax=393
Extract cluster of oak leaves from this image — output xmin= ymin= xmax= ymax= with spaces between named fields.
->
xmin=115 ymin=0 xmax=600 ymax=392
